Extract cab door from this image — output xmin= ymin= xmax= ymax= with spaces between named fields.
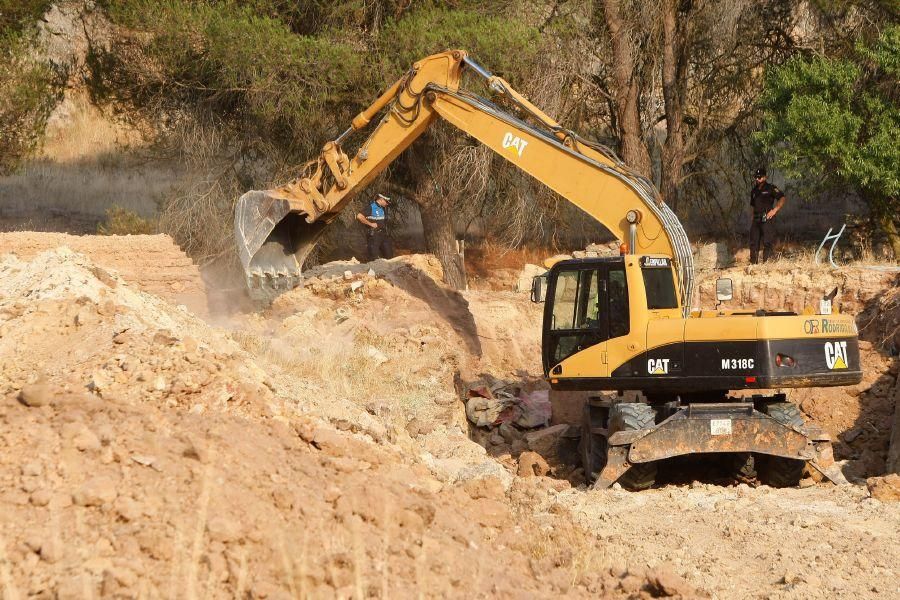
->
xmin=543 ymin=265 xmax=618 ymax=378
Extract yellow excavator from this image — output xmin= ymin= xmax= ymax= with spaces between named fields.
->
xmin=234 ymin=51 xmax=861 ymax=489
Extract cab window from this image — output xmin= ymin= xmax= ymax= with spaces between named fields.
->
xmin=609 ymin=267 xmax=629 ymax=337
xmin=642 ymin=267 xmax=678 ymax=310
xmin=551 ymin=271 xmax=579 ymax=330
xmin=551 ymin=270 xmax=601 ymax=330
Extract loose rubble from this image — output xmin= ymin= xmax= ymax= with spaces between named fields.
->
xmin=0 ymin=244 xmax=897 ymax=598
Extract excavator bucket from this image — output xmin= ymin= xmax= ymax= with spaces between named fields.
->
xmin=234 ymin=189 xmax=328 ymax=299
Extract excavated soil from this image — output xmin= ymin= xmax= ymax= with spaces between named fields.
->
xmin=0 ymin=242 xmax=898 ymax=599
xmin=0 ymin=249 xmax=680 ymax=598
xmin=0 ymin=232 xmax=208 ymax=316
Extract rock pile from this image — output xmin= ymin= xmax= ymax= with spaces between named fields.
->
xmin=0 ymin=232 xmax=208 ymax=315
xmin=5 ymin=247 xmax=711 ymax=597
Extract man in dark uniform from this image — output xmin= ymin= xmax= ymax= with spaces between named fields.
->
xmin=356 ymin=193 xmax=394 ymax=261
xmin=749 ymin=167 xmax=786 ymax=264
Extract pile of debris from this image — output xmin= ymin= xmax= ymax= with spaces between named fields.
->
xmin=465 ymin=381 xmax=551 ymax=429
xmin=0 ymin=248 xmax=275 ymax=417
xmin=1 ymin=244 xmax=714 ymax=598
xmin=514 ymin=241 xmax=623 ymax=293
xmin=463 ymin=378 xmax=578 ymax=480
xmin=0 ymin=232 xmax=208 ymax=316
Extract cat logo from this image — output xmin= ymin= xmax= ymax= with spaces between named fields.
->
xmin=647 ymin=358 xmax=670 ymax=375
xmin=824 ymin=341 xmax=848 ymax=370
xmin=501 ymin=132 xmax=528 ymax=158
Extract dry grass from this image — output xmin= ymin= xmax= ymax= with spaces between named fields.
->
xmin=233 ymin=326 xmax=453 ymax=416
xmin=0 ymin=90 xmax=183 ymax=229
xmin=40 ymin=91 xmax=145 ymax=163
xmin=466 ymin=239 xmax=558 ymax=276
xmin=97 ymin=205 xmax=158 ymax=235
xmin=744 ymin=242 xmax=897 ymax=270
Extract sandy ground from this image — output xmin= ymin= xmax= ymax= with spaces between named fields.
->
xmin=0 ymin=240 xmax=898 ymax=599
xmin=0 ymin=232 xmax=208 ymax=316
xmin=566 ymin=482 xmax=899 ymax=598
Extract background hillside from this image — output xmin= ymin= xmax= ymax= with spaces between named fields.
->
xmin=1 ymin=0 xmax=897 ymax=282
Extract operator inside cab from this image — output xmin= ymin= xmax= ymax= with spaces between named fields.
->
xmin=356 ymin=193 xmax=394 ymax=261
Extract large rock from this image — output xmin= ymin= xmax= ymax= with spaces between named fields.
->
xmin=693 ymin=242 xmax=733 ymax=270
xmin=465 ymin=395 xmax=513 ymax=428
xmin=18 ymin=381 xmax=54 ymax=407
xmin=524 ymin=424 xmax=569 ymax=462
xmin=515 ymin=390 xmax=551 ymax=428
xmin=517 ymin=451 xmax=550 ymax=477
xmin=867 ymin=474 xmax=900 ymax=502
xmin=585 ymin=241 xmax=621 ymax=256
xmin=516 ymin=264 xmax=546 ymax=293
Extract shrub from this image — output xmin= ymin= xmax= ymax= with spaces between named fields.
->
xmin=97 ymin=205 xmax=157 ymax=235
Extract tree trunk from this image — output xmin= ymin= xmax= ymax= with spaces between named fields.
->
xmin=600 ymin=0 xmax=652 ymax=177
xmin=878 ymin=211 xmax=900 ymax=263
xmin=660 ymin=0 xmax=689 ymax=212
xmin=420 ymin=200 xmax=468 ymax=290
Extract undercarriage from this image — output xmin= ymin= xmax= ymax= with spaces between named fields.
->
xmin=580 ymin=393 xmax=847 ymax=490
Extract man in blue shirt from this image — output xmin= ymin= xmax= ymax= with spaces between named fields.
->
xmin=356 ymin=193 xmax=394 ymax=261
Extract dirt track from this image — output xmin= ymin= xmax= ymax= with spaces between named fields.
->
xmin=567 ymin=484 xmax=898 ymax=598
xmin=1 ymin=243 xmax=898 ymax=598
xmin=0 ymin=232 xmax=208 ymax=316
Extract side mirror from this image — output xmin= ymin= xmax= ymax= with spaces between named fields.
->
xmin=715 ymin=278 xmax=733 ymax=304
xmin=531 ymin=274 xmax=548 ymax=303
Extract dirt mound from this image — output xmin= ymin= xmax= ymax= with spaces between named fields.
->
xmin=230 ymin=254 xmax=545 ymax=479
xmin=6 ymin=388 xmax=646 ymax=598
xmin=2 ymin=247 xmax=686 ymax=598
xmin=0 ymin=232 xmax=208 ymax=316
xmin=3 ymin=244 xmax=898 ymax=599
xmin=0 ymin=248 xmax=264 ymax=415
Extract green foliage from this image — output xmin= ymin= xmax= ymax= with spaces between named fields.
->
xmin=0 ymin=32 xmax=61 ymax=173
xmin=377 ymin=4 xmax=541 ymax=84
xmin=0 ymin=0 xmax=62 ymax=173
xmin=0 ymin=0 xmax=55 ymax=32
xmin=97 ymin=0 xmax=369 ymax=157
xmin=98 ymin=0 xmax=539 ymax=143
xmin=755 ymin=26 xmax=900 ymax=215
xmin=97 ymin=205 xmax=158 ymax=235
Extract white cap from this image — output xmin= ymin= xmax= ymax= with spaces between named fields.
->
xmin=376 ymin=193 xmax=391 ymax=202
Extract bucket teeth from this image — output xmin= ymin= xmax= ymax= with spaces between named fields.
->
xmin=246 ymin=269 xmax=301 ymax=302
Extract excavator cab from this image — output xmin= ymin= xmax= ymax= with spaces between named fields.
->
xmin=540 ymin=258 xmax=631 ymax=377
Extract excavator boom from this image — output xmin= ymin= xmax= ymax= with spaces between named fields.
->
xmin=234 ymin=50 xmax=693 ymax=309
xmin=234 ymin=50 xmax=860 ymax=491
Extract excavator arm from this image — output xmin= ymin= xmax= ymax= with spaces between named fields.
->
xmin=235 ymin=50 xmax=694 ymax=312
